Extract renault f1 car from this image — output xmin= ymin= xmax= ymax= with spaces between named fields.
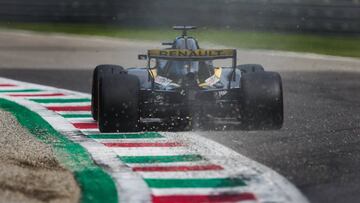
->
xmin=91 ymin=26 xmax=283 ymax=132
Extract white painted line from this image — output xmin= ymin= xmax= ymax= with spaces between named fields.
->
xmin=81 ymin=130 xmax=101 ymax=135
xmin=40 ymin=102 xmax=91 ymax=107
xmin=126 ymin=160 xmax=212 ymax=168
xmin=137 ymin=170 xmax=232 ymax=179
xmin=58 ymin=111 xmax=92 ymax=115
xmin=70 ymin=120 xmax=97 ymax=124
xmin=151 ymin=187 xmax=252 ymax=196
xmin=111 ymin=147 xmax=192 ymax=157
xmin=14 ymin=95 xmax=89 ymax=99
xmin=95 ymin=138 xmax=169 ymax=143
xmin=78 ymin=128 xmax=99 ymax=132
xmin=65 ymin=118 xmax=95 ymax=122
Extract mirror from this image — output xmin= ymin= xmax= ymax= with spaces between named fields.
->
xmin=149 ymin=58 xmax=157 ymax=69
xmin=162 ymin=42 xmax=173 ymax=46
xmin=138 ymin=54 xmax=148 ymax=60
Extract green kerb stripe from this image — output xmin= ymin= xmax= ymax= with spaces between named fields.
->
xmin=0 ymin=89 xmax=42 ymax=93
xmin=88 ymin=132 xmax=164 ymax=139
xmin=119 ymin=154 xmax=204 ymax=164
xmin=31 ymin=98 xmax=91 ymax=103
xmin=62 ymin=114 xmax=92 ymax=118
xmin=0 ymin=98 xmax=117 ymax=203
xmin=145 ymin=178 xmax=246 ymax=188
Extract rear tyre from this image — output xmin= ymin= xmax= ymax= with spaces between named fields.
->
xmin=240 ymin=71 xmax=283 ymax=130
xmin=91 ymin=65 xmax=124 ymax=121
xmin=98 ymin=73 xmax=140 ymax=132
xmin=237 ymin=64 xmax=264 ymax=74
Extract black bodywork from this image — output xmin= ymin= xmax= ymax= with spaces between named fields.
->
xmin=128 ymin=67 xmax=241 ymax=120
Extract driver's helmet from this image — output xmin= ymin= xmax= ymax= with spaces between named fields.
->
xmin=156 ymin=37 xmax=213 ymax=82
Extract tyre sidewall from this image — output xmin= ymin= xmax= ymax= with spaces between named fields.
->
xmin=98 ymin=73 xmax=140 ymax=132
xmin=91 ymin=65 xmax=124 ymax=120
xmin=241 ymin=71 xmax=283 ymax=130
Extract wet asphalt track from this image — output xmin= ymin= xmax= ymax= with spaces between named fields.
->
xmin=0 ymin=30 xmax=360 ymax=203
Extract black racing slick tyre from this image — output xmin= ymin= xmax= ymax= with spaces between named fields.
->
xmin=237 ymin=64 xmax=264 ymax=74
xmin=240 ymin=72 xmax=283 ymax=130
xmin=98 ymin=73 xmax=140 ymax=132
xmin=91 ymin=65 xmax=124 ymax=121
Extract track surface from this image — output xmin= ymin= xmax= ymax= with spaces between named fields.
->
xmin=1 ymin=30 xmax=360 ymax=202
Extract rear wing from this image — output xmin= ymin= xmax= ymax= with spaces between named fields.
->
xmin=148 ymin=49 xmax=236 ymax=61
xmin=146 ymin=48 xmax=238 ymax=88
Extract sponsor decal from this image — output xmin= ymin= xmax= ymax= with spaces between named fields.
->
xmin=155 ymin=76 xmax=172 ymax=87
xmin=205 ymin=75 xmax=220 ymax=87
xmin=148 ymin=49 xmax=235 ymax=59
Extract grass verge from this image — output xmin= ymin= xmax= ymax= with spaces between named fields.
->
xmin=0 ymin=23 xmax=359 ymax=58
xmin=0 ymin=98 xmax=118 ymax=203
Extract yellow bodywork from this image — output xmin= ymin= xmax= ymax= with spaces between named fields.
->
xmin=199 ymin=67 xmax=222 ymax=87
xmin=149 ymin=68 xmax=157 ymax=78
xmin=214 ymin=67 xmax=222 ymax=78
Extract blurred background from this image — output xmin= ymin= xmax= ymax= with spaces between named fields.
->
xmin=0 ymin=0 xmax=359 ymax=33
xmin=1 ymin=0 xmax=359 ymax=58
xmin=0 ymin=2 xmax=360 ymax=203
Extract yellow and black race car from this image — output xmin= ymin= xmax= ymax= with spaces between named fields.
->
xmin=91 ymin=26 xmax=283 ymax=132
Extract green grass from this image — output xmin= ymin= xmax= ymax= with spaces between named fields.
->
xmin=1 ymin=22 xmax=360 ymax=58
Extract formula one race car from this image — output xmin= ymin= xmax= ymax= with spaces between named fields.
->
xmin=91 ymin=26 xmax=283 ymax=132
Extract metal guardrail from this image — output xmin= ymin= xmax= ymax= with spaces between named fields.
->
xmin=0 ymin=0 xmax=359 ymax=33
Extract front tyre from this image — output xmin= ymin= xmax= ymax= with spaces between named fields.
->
xmin=98 ymin=73 xmax=140 ymax=132
xmin=240 ymin=72 xmax=283 ymax=130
